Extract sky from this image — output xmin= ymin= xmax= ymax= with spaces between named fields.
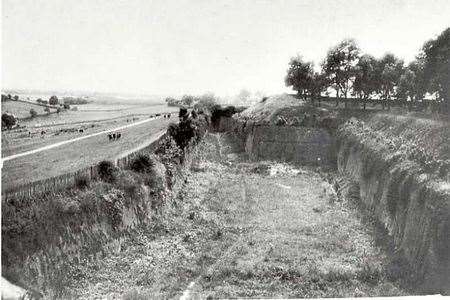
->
xmin=2 ymin=0 xmax=450 ymax=97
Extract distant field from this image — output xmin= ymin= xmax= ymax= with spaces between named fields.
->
xmin=15 ymin=103 xmax=177 ymax=127
xmin=2 ymin=100 xmax=57 ymax=119
xmin=1 ymin=102 xmax=178 ymax=157
xmin=1 ymin=116 xmax=175 ymax=191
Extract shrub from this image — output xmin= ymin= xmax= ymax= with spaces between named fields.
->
xmin=29 ymin=108 xmax=38 ymax=118
xmin=130 ymin=154 xmax=155 ymax=173
xmin=168 ymin=118 xmax=196 ymax=149
xmin=179 ymin=107 xmax=188 ymax=120
xmin=1 ymin=113 xmax=16 ymax=129
xmin=97 ymin=160 xmax=117 ymax=183
xmin=211 ymin=105 xmax=237 ymax=124
xmin=75 ymin=175 xmax=90 ymax=189
xmin=63 ymin=103 xmax=70 ymax=109
xmin=49 ymin=95 xmax=58 ymax=105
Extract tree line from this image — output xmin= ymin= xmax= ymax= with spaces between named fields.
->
xmin=285 ymin=27 xmax=450 ymax=113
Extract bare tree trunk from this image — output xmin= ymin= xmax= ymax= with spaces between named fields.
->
xmin=335 ymin=89 xmax=340 ymax=107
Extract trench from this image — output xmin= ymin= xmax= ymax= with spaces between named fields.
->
xmin=2 ymin=114 xmax=449 ymax=298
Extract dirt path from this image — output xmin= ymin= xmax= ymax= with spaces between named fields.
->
xmin=59 ymin=134 xmax=408 ymax=299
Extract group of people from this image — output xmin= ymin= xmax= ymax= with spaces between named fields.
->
xmin=163 ymin=113 xmax=171 ymax=119
xmin=107 ymin=132 xmax=122 ymax=141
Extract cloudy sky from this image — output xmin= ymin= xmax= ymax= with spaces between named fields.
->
xmin=2 ymin=0 xmax=449 ymax=97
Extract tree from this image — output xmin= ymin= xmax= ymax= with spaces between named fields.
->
xmin=30 ymin=109 xmax=38 ymax=118
xmin=194 ymin=93 xmax=217 ymax=113
xmin=2 ymin=113 xmax=16 ymax=129
xmin=165 ymin=97 xmax=179 ymax=106
xmin=49 ymin=95 xmax=59 ymax=105
xmin=309 ymin=72 xmax=328 ymax=105
xmin=353 ymin=54 xmax=379 ymax=109
xmin=13 ymin=95 xmax=19 ymax=101
xmin=322 ymin=39 xmax=360 ymax=106
xmin=396 ymin=60 xmax=426 ymax=110
xmin=421 ymin=27 xmax=450 ymax=112
xmin=285 ymin=55 xmax=315 ymax=100
xmin=181 ymin=95 xmax=195 ymax=107
xmin=376 ymin=53 xmax=404 ymax=109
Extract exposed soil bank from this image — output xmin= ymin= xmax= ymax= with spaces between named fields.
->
xmin=215 ymin=116 xmax=336 ymax=166
xmin=337 ymin=115 xmax=450 ymax=294
xmin=215 ymin=111 xmax=449 ymax=294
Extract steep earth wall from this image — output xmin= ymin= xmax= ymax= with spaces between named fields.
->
xmin=216 ymin=116 xmax=336 ymax=165
xmin=215 ymin=114 xmax=449 ymax=294
xmin=336 ymin=115 xmax=450 ymax=294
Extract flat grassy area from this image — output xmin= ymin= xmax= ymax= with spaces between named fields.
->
xmin=2 ymin=100 xmax=57 ymax=119
xmin=1 ymin=117 xmax=174 ymax=191
xmin=1 ymin=104 xmax=178 ymax=157
xmin=60 ymin=134 xmax=409 ymax=299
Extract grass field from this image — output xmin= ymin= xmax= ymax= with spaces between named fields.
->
xmin=1 ymin=102 xmax=178 ymax=157
xmin=2 ymin=100 xmax=58 ymax=119
xmin=1 ymin=115 xmax=176 ymax=191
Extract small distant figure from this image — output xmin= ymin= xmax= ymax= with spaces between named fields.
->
xmin=117 ymin=132 xmax=121 ymax=139
xmin=79 ymin=129 xmax=84 ymax=133
xmin=28 ymin=131 xmax=31 ymax=137
xmin=112 ymin=133 xmax=116 ymax=140
xmin=40 ymin=130 xmax=46 ymax=136
xmin=108 ymin=133 xmax=112 ymax=141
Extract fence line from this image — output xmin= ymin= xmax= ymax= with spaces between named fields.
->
xmin=2 ymin=131 xmax=167 ymax=201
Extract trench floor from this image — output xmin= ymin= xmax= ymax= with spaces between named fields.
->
xmin=64 ymin=134 xmax=408 ymax=299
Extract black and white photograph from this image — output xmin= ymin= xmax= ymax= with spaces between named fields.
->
xmin=1 ymin=0 xmax=449 ymax=299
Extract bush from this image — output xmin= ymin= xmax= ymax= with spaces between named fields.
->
xmin=130 ymin=154 xmax=155 ymax=173
xmin=29 ymin=108 xmax=37 ymax=118
xmin=75 ymin=175 xmax=90 ymax=189
xmin=1 ymin=113 xmax=16 ymax=129
xmin=211 ymin=105 xmax=237 ymax=124
xmin=97 ymin=160 xmax=117 ymax=183
xmin=63 ymin=103 xmax=70 ymax=109
xmin=179 ymin=107 xmax=188 ymax=120
xmin=49 ymin=95 xmax=58 ymax=105
xmin=167 ymin=119 xmax=196 ymax=150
